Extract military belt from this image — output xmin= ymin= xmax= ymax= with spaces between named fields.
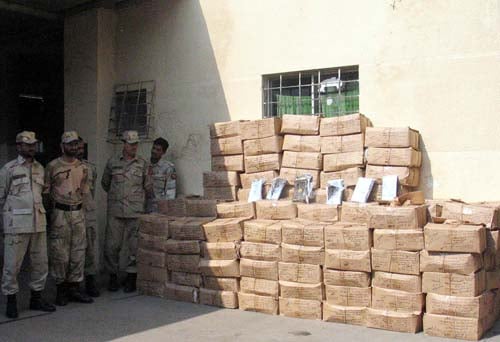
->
xmin=55 ymin=202 xmax=82 ymax=211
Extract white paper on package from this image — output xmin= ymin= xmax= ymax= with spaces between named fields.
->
xmin=351 ymin=177 xmax=375 ymax=203
xmin=381 ymin=175 xmax=398 ymax=201
xmin=266 ymin=177 xmax=287 ymax=200
xmin=326 ymin=179 xmax=344 ymax=205
xmin=248 ymin=179 xmax=266 ymax=202
xmin=293 ymin=174 xmax=314 ymax=204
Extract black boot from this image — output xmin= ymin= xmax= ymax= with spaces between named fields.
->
xmin=67 ymin=282 xmax=93 ymax=303
xmin=55 ymin=283 xmax=68 ymax=306
xmin=6 ymin=294 xmax=18 ymax=319
xmin=85 ymin=275 xmax=100 ymax=298
xmin=108 ymin=274 xmax=119 ymax=292
xmin=29 ymin=290 xmax=56 ymax=312
xmin=123 ymin=273 xmax=137 ymax=293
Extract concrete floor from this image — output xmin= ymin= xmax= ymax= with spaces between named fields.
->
xmin=0 ymin=289 xmax=500 ymax=342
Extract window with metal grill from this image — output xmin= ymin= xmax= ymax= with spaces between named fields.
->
xmin=262 ymin=66 xmax=359 ymax=118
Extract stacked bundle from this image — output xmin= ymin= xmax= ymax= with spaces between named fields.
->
xmin=368 ymin=205 xmax=427 ymax=333
xmin=137 ymin=214 xmax=170 ymax=297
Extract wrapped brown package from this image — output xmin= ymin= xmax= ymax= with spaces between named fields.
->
xmin=184 ymin=197 xmax=218 ymax=217
xmin=171 ymin=271 xmax=202 ymax=287
xmin=367 ymin=205 xmax=427 ymax=229
xmin=202 ymin=171 xmax=240 ymax=187
xmin=240 ymin=171 xmax=278 ymax=188
xmin=424 ymin=223 xmax=486 ymax=253
xmin=442 ymin=201 xmax=500 ymax=228
xmin=372 ymin=272 xmax=422 ymax=293
xmin=137 ymin=264 xmax=169 ymax=283
xmin=200 ymin=242 xmax=238 ymax=260
xmin=319 ymin=113 xmax=371 ymax=137
xmin=198 ymin=259 xmax=239 ymax=277
xmin=139 ymin=214 xmax=170 ymax=236
xmin=138 ymin=232 xmax=168 ymax=252
xmin=340 ymin=202 xmax=378 ymax=224
xmin=296 ymin=203 xmax=339 ymax=222
xmin=199 ymin=288 xmax=238 ymax=309
xmin=240 ymin=277 xmax=279 ymax=298
xmin=282 ymin=151 xmax=323 ymax=170
xmin=324 ymin=249 xmax=371 ymax=272
xmin=244 ymin=153 xmax=281 ymax=174
xmin=365 ymin=165 xmax=420 ymax=187
xmin=202 ymin=276 xmax=239 ymax=292
xmin=325 ymin=285 xmax=371 ymax=307
xmin=283 ymin=135 xmax=321 ymax=152
xmin=426 ymin=291 xmax=495 ymax=319
xmin=486 ymin=268 xmax=500 ymax=290
xmin=487 ymin=230 xmax=500 ymax=251
xmin=243 ymin=219 xmax=282 ymax=244
xmin=281 ymin=219 xmax=325 ymax=247
xmin=366 ymin=308 xmax=422 ymax=333
xmin=320 ymin=167 xmax=364 ymax=188
xmin=137 ymin=248 xmax=166 ymax=268
xmin=209 ymin=120 xmax=244 ymax=138
xmin=279 ymin=167 xmax=320 ymax=188
xmin=138 ymin=280 xmax=165 ymax=297
xmin=279 ymin=297 xmax=322 ymax=320
xmin=279 ymin=281 xmax=323 ymax=301
xmin=420 ymin=250 xmax=483 ymax=275
xmin=365 ymin=127 xmax=419 ymax=149
xmin=373 ymin=229 xmax=424 ymax=251
xmin=323 ymin=152 xmax=365 ymax=172
xmin=323 ymin=269 xmax=371 ymax=287
xmin=164 ymin=283 xmax=198 ymax=303
xmin=281 ymin=243 xmax=325 ymax=265
xmin=423 ymin=313 xmax=491 ymax=340
xmin=165 ymin=239 xmax=200 ymax=255
xmin=255 ymin=200 xmax=297 ymax=220
xmin=320 ymin=134 xmax=364 ymax=154
xmin=280 ymin=114 xmax=320 ymax=135
xmin=239 ymin=258 xmax=278 ymax=280
xmin=371 ymin=287 xmax=424 ymax=313
xmin=240 ymin=118 xmax=281 ymax=140
xmin=422 ymin=271 xmax=486 ymax=296
xmin=323 ymin=303 xmax=366 ymax=326
xmin=239 ymin=241 xmax=281 ymax=261
xmin=278 ymin=262 xmax=322 ymax=284
xmin=238 ymin=292 xmax=279 ymax=315
xmin=324 ymin=222 xmax=371 ymax=251
xmin=167 ymin=254 xmax=200 ymax=273
xmin=203 ymin=186 xmax=239 ymax=201
xmin=216 ymin=201 xmax=255 ymax=219
xmin=169 ymin=217 xmax=214 ymax=240
xmin=202 ymin=217 xmax=249 ymax=242
xmin=366 ymin=147 xmax=421 ymax=167
xmin=210 ymin=136 xmax=243 ymax=156
xmin=211 ymin=155 xmax=244 ymax=172
xmin=243 ymin=136 xmax=283 ymax=156
xmin=371 ymin=248 xmax=420 ymax=275
xmin=158 ymin=198 xmax=186 ymax=217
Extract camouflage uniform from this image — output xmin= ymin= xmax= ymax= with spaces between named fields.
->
xmin=82 ymin=160 xmax=97 ymax=276
xmin=146 ymin=158 xmax=176 ymax=213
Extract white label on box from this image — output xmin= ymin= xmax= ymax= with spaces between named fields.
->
xmin=248 ymin=179 xmax=265 ymax=202
xmin=381 ymin=175 xmax=398 ymax=201
xmin=326 ymin=179 xmax=344 ymax=205
xmin=351 ymin=177 xmax=375 ymax=203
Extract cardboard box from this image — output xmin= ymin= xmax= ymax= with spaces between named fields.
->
xmin=324 ymin=222 xmax=371 ymax=251
xmin=243 ymin=219 xmax=283 ymax=244
xmin=323 ymin=303 xmax=366 ymax=326
xmin=158 ymin=198 xmax=187 ymax=217
xmin=281 ymin=219 xmax=325 ymax=247
xmin=216 ymin=201 xmax=255 ymax=218
xmin=279 ymin=297 xmax=322 ymax=320
xmin=138 ymin=214 xmax=170 ymax=236
xmin=372 ymin=287 xmax=424 ymax=313
xmin=320 ymin=134 xmax=364 ymax=154
xmin=199 ymin=288 xmax=238 ymax=309
xmin=202 ymin=217 xmax=249 ymax=242
xmin=282 ymin=151 xmax=323 ymax=170
xmin=164 ymin=283 xmax=198 ymax=303
xmin=486 ymin=268 xmax=500 ymax=290
xmin=240 ymin=241 xmax=281 ymax=261
xmin=137 ymin=264 xmax=169 ymax=283
xmin=243 ymin=135 xmax=283 ymax=156
xmin=138 ymin=232 xmax=168 ymax=252
xmin=210 ymin=136 xmax=243 ymax=156
xmin=324 ymin=249 xmax=371 ymax=272
xmin=283 ymin=134 xmax=321 ymax=152
xmin=278 ymin=262 xmax=322 ymax=284
xmin=239 ymin=258 xmax=278 ymax=280
xmin=426 ymin=199 xmax=444 ymax=220
xmin=202 ymin=276 xmax=239 ymax=292
xmin=167 ymin=254 xmax=200 ymax=273
xmin=240 ymin=171 xmax=278 ymax=188
xmin=365 ymin=308 xmax=422 ymax=333
xmin=296 ymin=203 xmax=339 ymax=222
xmin=442 ymin=201 xmax=500 ymax=228
xmin=200 ymin=242 xmax=238 ymax=260
xmin=323 ymin=269 xmax=371 ymax=287
xmin=325 ymin=285 xmax=371 ymax=307
xmin=281 ymin=243 xmax=325 ymax=265
xmin=373 ymin=229 xmax=424 ymax=251
xmin=426 ymin=291 xmax=495 ymax=319
xmin=211 ymin=155 xmax=244 ymax=172
xmin=209 ymin=120 xmax=244 ymax=138
xmin=237 ymin=185 xmax=273 ymax=201
xmin=202 ymin=171 xmax=240 ymax=187
xmin=420 ymin=250 xmax=483 ymax=275
xmin=137 ymin=248 xmax=166 ymax=268
xmin=367 ymin=205 xmax=427 ymax=229
xmin=137 ymin=280 xmax=164 ymax=297
xmin=371 ymin=248 xmax=420 ymax=275
xmin=422 ymin=271 xmax=486 ymax=297
xmin=240 ymin=277 xmax=279 ymax=298
xmin=170 ymin=271 xmax=202 ymax=287
xmin=244 ymin=153 xmax=281 ymax=174
xmin=238 ymin=292 xmax=279 ymax=315
xmin=320 ymin=113 xmax=371 ymax=137
xmin=424 ymin=223 xmax=486 ymax=253
xmin=280 ymin=281 xmax=323 ymax=301
xmin=366 ymin=147 xmax=421 ymax=167
xmin=165 ymin=239 xmax=201 ymax=255
xmin=255 ymin=200 xmax=297 ymax=220
xmin=198 ymin=259 xmax=240 ymax=277
xmin=320 ymin=167 xmax=364 ymax=188
xmin=323 ymin=152 xmax=365 ymax=172
xmin=423 ymin=313 xmax=490 ymax=340
xmin=280 ymin=114 xmax=320 ymax=135
xmin=240 ymin=118 xmax=281 ymax=140
xmin=340 ymin=202 xmax=378 ymax=224
xmin=279 ymin=167 xmax=321 ymax=188
xmin=372 ymin=272 xmax=422 ymax=293
xmin=184 ymin=197 xmax=218 ymax=217
xmin=170 ymin=217 xmax=214 ymax=240
xmin=203 ymin=186 xmax=238 ymax=201
xmin=365 ymin=127 xmax=419 ymax=149
xmin=365 ymin=165 xmax=420 ymax=187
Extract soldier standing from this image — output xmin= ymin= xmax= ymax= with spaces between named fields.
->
xmin=44 ymin=131 xmax=93 ymax=305
xmin=77 ymin=137 xmax=100 ymax=297
xmin=0 ymin=131 xmax=56 ymax=318
xmin=146 ymin=137 xmax=176 ymax=213
xmin=101 ymin=131 xmax=151 ymax=292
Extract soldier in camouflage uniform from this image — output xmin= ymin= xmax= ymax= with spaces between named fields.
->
xmin=44 ymin=131 xmax=93 ymax=305
xmin=0 ymin=131 xmax=56 ymax=318
xmin=146 ymin=137 xmax=176 ymax=213
xmin=101 ymin=130 xmax=152 ymax=292
xmin=77 ymin=137 xmax=100 ymax=297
